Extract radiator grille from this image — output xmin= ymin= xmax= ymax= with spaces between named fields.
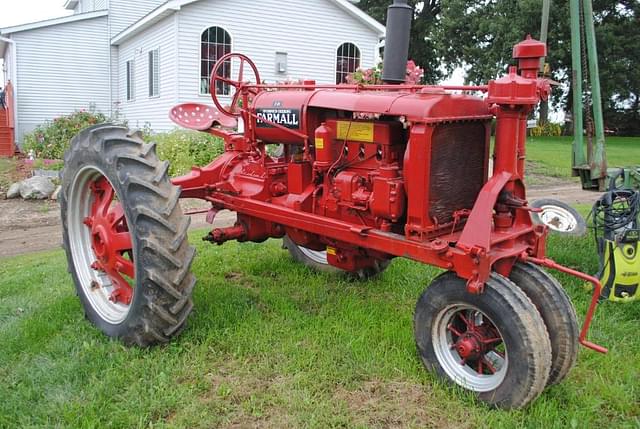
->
xmin=429 ymin=122 xmax=487 ymax=225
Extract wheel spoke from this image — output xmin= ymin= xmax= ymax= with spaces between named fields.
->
xmin=111 ymin=231 xmax=132 ymax=252
xmin=216 ymin=75 xmax=239 ymax=87
xmin=108 ymin=273 xmax=133 ymax=304
xmin=456 ymin=311 xmax=473 ymax=328
xmin=238 ymin=58 xmax=245 ymax=83
xmin=92 ymin=177 xmax=114 ymax=217
xmin=230 ymin=92 xmax=242 ymax=113
xmin=447 ymin=323 xmax=464 ymax=337
xmin=480 ymin=336 xmax=502 ymax=345
xmin=115 ymin=255 xmax=135 ymax=278
xmin=109 ymin=204 xmax=126 ymax=229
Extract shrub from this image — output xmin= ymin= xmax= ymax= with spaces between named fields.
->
xmin=346 ymin=60 xmax=425 ymax=85
xmin=150 ymin=129 xmax=224 ymax=177
xmin=23 ymin=110 xmax=110 ymax=159
xmin=530 ymin=122 xmax=563 ymax=137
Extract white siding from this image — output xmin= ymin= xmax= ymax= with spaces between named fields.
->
xmin=177 ymin=0 xmax=380 ymax=105
xmin=76 ymin=0 xmax=106 ymax=13
xmin=10 ymin=16 xmax=110 ymax=142
xmin=117 ymin=15 xmax=177 ymax=131
xmin=109 ymin=0 xmax=165 ymax=38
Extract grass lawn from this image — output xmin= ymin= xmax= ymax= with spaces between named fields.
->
xmin=1 ymin=225 xmax=639 ymax=428
xmin=0 ymin=158 xmax=18 ymax=192
xmin=525 ymin=136 xmax=640 ymax=179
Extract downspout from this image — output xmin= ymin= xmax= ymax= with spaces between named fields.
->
xmin=107 ymin=0 xmax=113 ymax=117
xmin=0 ymin=36 xmax=18 ymax=145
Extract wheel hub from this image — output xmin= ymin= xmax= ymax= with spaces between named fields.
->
xmin=433 ymin=305 xmax=507 ymax=392
xmin=91 ymin=225 xmax=109 ymax=260
xmin=455 ymin=334 xmax=482 ymax=360
xmin=84 ymin=176 xmax=135 ymax=305
xmin=453 ymin=324 xmax=499 ymax=362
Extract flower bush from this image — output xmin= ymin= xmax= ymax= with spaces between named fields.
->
xmin=346 ymin=60 xmax=425 ymax=85
xmin=150 ymin=129 xmax=224 ymax=177
xmin=530 ymin=122 xmax=563 ymax=137
xmin=23 ymin=110 xmax=109 ymax=160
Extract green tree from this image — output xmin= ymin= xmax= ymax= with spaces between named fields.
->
xmin=357 ymin=0 xmax=639 ymax=134
xmin=357 ymin=0 xmax=444 ymax=82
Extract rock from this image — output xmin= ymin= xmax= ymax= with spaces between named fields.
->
xmin=19 ymin=176 xmax=56 ymax=200
xmin=50 ymin=185 xmax=62 ymax=201
xmin=7 ymin=182 xmax=21 ymax=199
xmin=33 ymin=169 xmax=62 ymax=180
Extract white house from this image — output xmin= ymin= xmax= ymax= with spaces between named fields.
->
xmin=0 ymin=0 xmax=385 ymax=144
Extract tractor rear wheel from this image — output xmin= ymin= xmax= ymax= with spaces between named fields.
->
xmin=509 ymin=262 xmax=579 ymax=386
xmin=414 ymin=272 xmax=552 ymax=409
xmin=282 ymin=235 xmax=389 ymax=279
xmin=60 ymin=125 xmax=196 ymax=346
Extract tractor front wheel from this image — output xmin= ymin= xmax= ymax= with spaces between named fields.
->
xmin=509 ymin=262 xmax=579 ymax=385
xmin=60 ymin=125 xmax=196 ymax=346
xmin=414 ymin=272 xmax=552 ymax=409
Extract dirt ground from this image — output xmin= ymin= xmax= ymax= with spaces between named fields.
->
xmin=0 ymin=198 xmax=235 ymax=259
xmin=0 ymin=182 xmax=600 ymax=259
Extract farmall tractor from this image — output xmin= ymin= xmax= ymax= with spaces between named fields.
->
xmin=59 ymin=0 xmax=608 ymax=409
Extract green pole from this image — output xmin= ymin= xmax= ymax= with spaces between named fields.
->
xmin=539 ymin=0 xmax=550 ymax=72
xmin=538 ymin=0 xmax=551 ymax=125
xmin=582 ymin=0 xmax=607 ymax=179
xmin=570 ymin=0 xmax=586 ymax=169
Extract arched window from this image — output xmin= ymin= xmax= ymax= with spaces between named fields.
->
xmin=336 ymin=42 xmax=361 ymax=84
xmin=200 ymin=26 xmax=232 ymax=95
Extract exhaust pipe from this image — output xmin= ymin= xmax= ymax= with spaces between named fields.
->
xmin=382 ymin=0 xmax=413 ymax=84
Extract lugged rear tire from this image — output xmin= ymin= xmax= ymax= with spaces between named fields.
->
xmin=60 ymin=124 xmax=196 ymax=346
xmin=509 ymin=262 xmax=579 ymax=385
xmin=414 ymin=271 xmax=552 ymax=409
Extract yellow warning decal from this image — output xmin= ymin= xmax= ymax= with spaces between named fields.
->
xmin=315 ymin=137 xmax=324 ymax=149
xmin=326 ymin=246 xmax=337 ymax=255
xmin=336 ymin=121 xmax=374 ymax=143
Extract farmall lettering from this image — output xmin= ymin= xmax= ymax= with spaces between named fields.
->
xmin=256 ymin=108 xmax=300 ymax=129
xmin=59 ymin=0 xmax=609 ymax=411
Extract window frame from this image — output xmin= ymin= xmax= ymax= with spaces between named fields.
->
xmin=199 ymin=26 xmax=233 ymax=96
xmin=126 ymin=59 xmax=135 ymax=102
xmin=148 ymin=48 xmax=160 ymax=98
xmin=335 ymin=42 xmax=362 ymax=84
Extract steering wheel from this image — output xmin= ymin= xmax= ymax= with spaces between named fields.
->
xmin=210 ymin=53 xmax=261 ymax=117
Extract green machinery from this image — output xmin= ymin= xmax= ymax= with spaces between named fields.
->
xmin=539 ymin=1 xmax=640 ymax=303
xmin=540 ymin=0 xmax=640 ymax=191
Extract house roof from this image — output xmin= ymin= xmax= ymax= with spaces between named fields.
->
xmin=0 ymin=10 xmax=108 ymax=35
xmin=111 ymin=0 xmax=385 ymax=46
xmin=64 ymin=0 xmax=79 ymax=10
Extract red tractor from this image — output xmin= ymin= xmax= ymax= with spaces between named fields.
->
xmin=59 ymin=0 xmax=607 ymax=409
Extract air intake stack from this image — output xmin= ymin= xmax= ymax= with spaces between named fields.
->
xmin=382 ymin=0 xmax=413 ymax=84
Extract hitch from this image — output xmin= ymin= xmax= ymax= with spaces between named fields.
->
xmin=523 ymin=254 xmax=608 ymax=354
xmin=203 ymin=224 xmax=246 ymax=245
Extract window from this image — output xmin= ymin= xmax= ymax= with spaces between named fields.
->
xmin=148 ymin=49 xmax=159 ymax=97
xmin=200 ymin=26 xmax=232 ymax=95
xmin=336 ymin=43 xmax=361 ymax=84
xmin=275 ymin=52 xmax=288 ymax=74
xmin=126 ymin=60 xmax=135 ymax=101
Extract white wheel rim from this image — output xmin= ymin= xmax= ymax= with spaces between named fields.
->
xmin=298 ymin=246 xmax=329 ymax=265
xmin=537 ymin=205 xmax=578 ymax=233
xmin=67 ymin=166 xmax=132 ymax=324
xmin=432 ymin=304 xmax=508 ymax=392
